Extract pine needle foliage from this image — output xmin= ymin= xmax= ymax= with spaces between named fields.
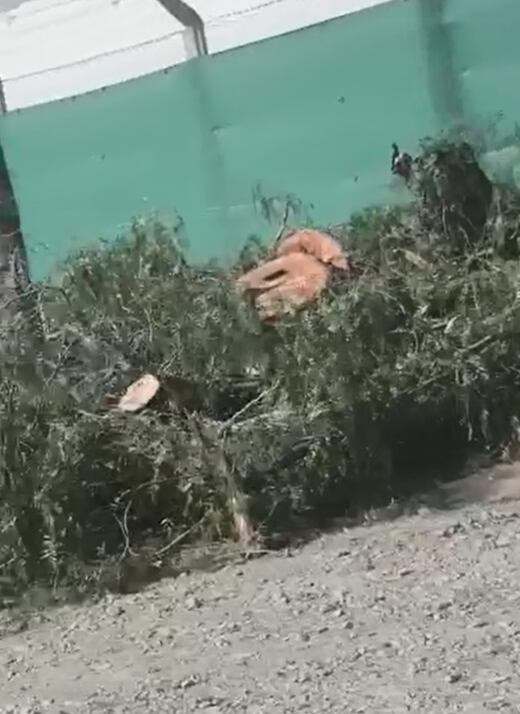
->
xmin=2 ymin=139 xmax=520 ymax=593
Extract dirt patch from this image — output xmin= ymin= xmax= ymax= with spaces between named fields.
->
xmin=2 ymin=468 xmax=520 ymax=713
xmin=439 ymin=462 xmax=520 ymax=506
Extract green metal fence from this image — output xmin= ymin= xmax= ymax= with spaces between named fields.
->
xmin=1 ymin=0 xmax=520 ymax=281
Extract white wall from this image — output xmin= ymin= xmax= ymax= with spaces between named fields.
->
xmin=0 ymin=0 xmax=393 ymax=110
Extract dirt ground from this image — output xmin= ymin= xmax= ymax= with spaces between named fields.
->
xmin=2 ymin=464 xmax=520 ymax=714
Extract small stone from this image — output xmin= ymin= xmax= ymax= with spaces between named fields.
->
xmin=352 ymin=647 xmax=367 ymax=660
xmin=108 ymin=604 xmax=125 ymax=617
xmin=472 ymin=619 xmax=488 ymax=628
xmin=276 ymin=591 xmax=291 ymax=604
xmin=492 ymin=674 xmax=511 ymax=684
xmin=178 ymin=673 xmax=201 ymax=689
xmin=185 ymin=595 xmax=202 ymax=610
xmin=437 ymin=600 xmax=452 ymax=611
xmin=320 ymin=602 xmax=336 ymax=614
xmin=441 ymin=523 xmax=464 ymax=538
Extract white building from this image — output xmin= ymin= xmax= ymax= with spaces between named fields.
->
xmin=0 ymin=0 xmax=392 ymax=110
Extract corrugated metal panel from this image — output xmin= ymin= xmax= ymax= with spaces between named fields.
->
xmin=0 ymin=0 xmax=435 ymax=281
xmin=2 ymin=0 xmax=519 ymax=282
xmin=446 ymin=0 xmax=520 ymax=134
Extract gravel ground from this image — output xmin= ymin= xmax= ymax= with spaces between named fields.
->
xmin=2 ymin=470 xmax=520 ymax=714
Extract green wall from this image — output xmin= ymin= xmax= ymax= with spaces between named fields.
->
xmin=0 ymin=0 xmax=519 ymax=281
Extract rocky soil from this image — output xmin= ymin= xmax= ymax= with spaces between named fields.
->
xmin=2 ymin=466 xmax=520 ymax=713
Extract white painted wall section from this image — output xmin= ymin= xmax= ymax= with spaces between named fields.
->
xmin=0 ymin=0 xmax=187 ymax=109
xmin=0 ymin=0 xmax=395 ymax=110
xmin=196 ymin=0 xmax=395 ymax=53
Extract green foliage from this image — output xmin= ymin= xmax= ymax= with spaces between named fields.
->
xmin=3 ymin=139 xmax=520 ymax=594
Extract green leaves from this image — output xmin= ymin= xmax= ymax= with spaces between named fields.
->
xmin=3 ymin=140 xmax=520 ymax=593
